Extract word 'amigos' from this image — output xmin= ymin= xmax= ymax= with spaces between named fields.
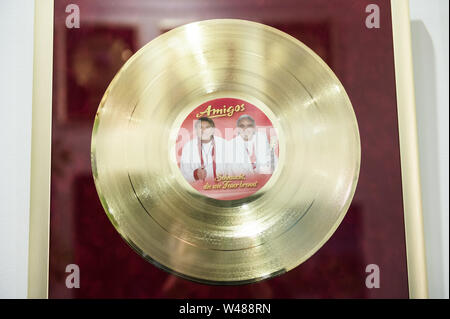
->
xmin=196 ymin=104 xmax=245 ymax=119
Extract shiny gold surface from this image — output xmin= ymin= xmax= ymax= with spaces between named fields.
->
xmin=91 ymin=19 xmax=361 ymax=284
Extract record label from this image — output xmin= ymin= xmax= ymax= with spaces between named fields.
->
xmin=176 ymin=97 xmax=279 ymax=200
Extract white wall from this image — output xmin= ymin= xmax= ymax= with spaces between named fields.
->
xmin=0 ymin=0 xmax=35 ymax=298
xmin=0 ymin=0 xmax=448 ymax=299
xmin=410 ymin=0 xmax=449 ymax=299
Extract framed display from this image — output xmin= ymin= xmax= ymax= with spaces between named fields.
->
xmin=29 ymin=0 xmax=428 ymax=298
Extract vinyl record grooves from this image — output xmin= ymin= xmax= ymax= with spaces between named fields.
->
xmin=91 ymin=19 xmax=361 ymax=284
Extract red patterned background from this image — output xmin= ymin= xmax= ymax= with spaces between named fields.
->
xmin=49 ymin=0 xmax=408 ymax=298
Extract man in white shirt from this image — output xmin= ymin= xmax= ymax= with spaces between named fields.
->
xmin=180 ymin=117 xmax=228 ymax=183
xmin=228 ymin=115 xmax=274 ymax=176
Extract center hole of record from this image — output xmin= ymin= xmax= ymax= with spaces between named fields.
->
xmin=175 ymin=97 xmax=279 ymax=200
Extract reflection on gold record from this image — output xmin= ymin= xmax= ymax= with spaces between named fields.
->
xmin=91 ymin=19 xmax=360 ymax=284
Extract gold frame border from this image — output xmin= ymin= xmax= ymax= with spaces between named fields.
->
xmin=27 ymin=0 xmax=54 ymax=299
xmin=391 ymin=0 xmax=429 ymax=298
xmin=27 ymin=0 xmax=428 ymax=298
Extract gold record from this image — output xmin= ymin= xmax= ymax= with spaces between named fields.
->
xmin=91 ymin=19 xmax=361 ymax=284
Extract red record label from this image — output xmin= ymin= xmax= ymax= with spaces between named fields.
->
xmin=176 ymin=97 xmax=279 ymax=200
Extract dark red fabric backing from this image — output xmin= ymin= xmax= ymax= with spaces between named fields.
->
xmin=49 ymin=0 xmax=408 ymax=298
